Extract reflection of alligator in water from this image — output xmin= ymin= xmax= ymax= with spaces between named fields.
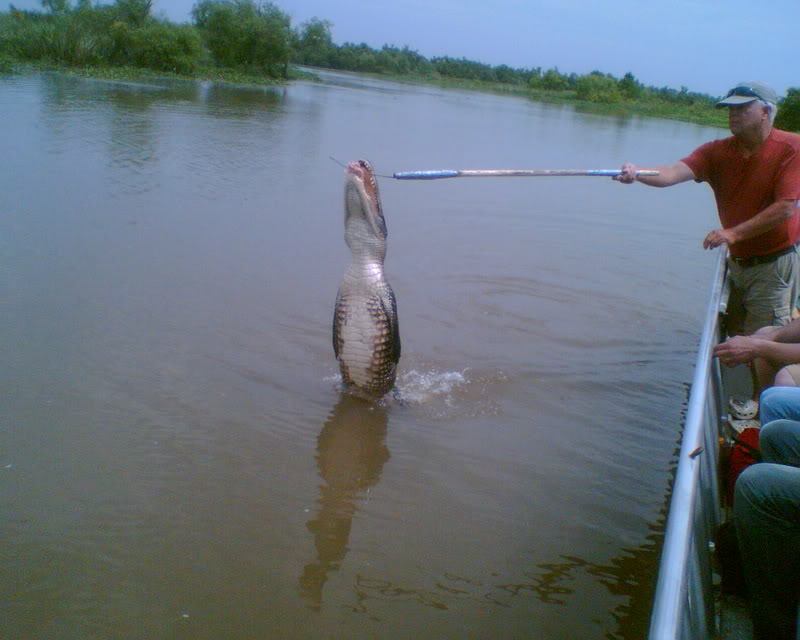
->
xmin=299 ymin=394 xmax=390 ymax=608
xmin=333 ymin=160 xmax=400 ymax=398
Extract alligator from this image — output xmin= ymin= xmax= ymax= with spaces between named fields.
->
xmin=333 ymin=160 xmax=401 ymax=398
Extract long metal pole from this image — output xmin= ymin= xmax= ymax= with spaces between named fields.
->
xmin=392 ymin=169 xmax=659 ymax=180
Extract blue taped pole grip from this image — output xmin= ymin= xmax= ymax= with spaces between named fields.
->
xmin=392 ymin=170 xmax=461 ymax=180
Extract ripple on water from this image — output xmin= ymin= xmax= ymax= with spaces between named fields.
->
xmin=325 ymin=365 xmax=509 ymax=420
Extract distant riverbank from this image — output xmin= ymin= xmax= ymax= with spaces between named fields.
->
xmin=3 ymin=60 xmax=728 ymax=130
xmin=333 ymin=69 xmax=729 ymax=129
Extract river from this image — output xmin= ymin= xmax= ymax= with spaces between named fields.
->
xmin=1 ymin=69 xmax=724 ymax=639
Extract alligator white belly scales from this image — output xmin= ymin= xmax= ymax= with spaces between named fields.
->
xmin=334 ymin=271 xmax=399 ymax=397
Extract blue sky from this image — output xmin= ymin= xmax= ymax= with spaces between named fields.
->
xmin=9 ymin=0 xmax=799 ymax=97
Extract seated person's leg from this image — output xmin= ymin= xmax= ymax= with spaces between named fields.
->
xmin=734 ymin=463 xmax=800 ymax=640
xmin=761 ymin=420 xmax=800 ymax=466
xmin=760 ymin=387 xmax=800 ymax=424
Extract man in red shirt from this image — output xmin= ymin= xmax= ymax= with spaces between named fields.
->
xmin=616 ymin=81 xmax=800 ymax=337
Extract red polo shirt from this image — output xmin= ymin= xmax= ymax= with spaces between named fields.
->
xmin=682 ymin=128 xmax=800 ymax=259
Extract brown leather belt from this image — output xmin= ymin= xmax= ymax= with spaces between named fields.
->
xmin=730 ymin=245 xmax=796 ymax=268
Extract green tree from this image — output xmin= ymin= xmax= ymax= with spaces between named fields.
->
xmin=192 ymin=0 xmax=291 ymax=76
xmin=576 ymin=72 xmax=623 ymax=103
xmin=493 ymin=64 xmax=517 ymax=84
xmin=775 ymin=88 xmax=800 ymax=132
xmin=294 ymin=17 xmax=333 ymax=66
xmin=540 ymin=67 xmax=569 ymax=90
xmin=113 ymin=0 xmax=152 ymax=27
xmin=110 ymin=20 xmax=202 ymax=72
xmin=618 ymin=72 xmax=642 ymax=99
xmin=526 ymin=66 xmax=542 ymax=88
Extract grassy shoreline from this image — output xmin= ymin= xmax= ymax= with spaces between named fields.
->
xmin=3 ymin=60 xmax=727 ymax=129
xmin=4 ymin=60 xmax=315 ymax=85
xmin=324 ymin=68 xmax=728 ymax=129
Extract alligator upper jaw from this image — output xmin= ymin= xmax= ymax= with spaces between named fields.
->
xmin=345 ymin=160 xmax=386 ymax=240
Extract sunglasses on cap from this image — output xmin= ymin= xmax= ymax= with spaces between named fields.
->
xmin=724 ymin=86 xmax=767 ymax=101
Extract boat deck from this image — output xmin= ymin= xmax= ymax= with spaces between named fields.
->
xmin=720 ymin=594 xmax=754 ymax=640
xmin=717 ymin=341 xmax=756 ymax=639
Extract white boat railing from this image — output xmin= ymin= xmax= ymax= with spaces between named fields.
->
xmin=649 ymin=248 xmax=729 ymax=640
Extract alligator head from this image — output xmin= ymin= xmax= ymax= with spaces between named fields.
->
xmin=344 ymin=160 xmax=387 ymax=259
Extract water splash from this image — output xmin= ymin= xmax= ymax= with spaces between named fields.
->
xmin=395 ymin=369 xmax=468 ymax=405
xmin=324 ymin=369 xmax=469 ymax=405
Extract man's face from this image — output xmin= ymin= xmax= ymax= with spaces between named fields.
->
xmin=728 ymin=100 xmax=768 ymax=136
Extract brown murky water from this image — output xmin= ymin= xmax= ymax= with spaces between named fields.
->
xmin=1 ymin=69 xmax=723 ymax=638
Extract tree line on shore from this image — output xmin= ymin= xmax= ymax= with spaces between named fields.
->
xmin=1 ymin=0 xmax=798 ymax=130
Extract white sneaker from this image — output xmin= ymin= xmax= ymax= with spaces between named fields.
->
xmin=729 ymin=398 xmax=758 ymax=420
xmin=726 ymin=414 xmax=760 ymax=435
